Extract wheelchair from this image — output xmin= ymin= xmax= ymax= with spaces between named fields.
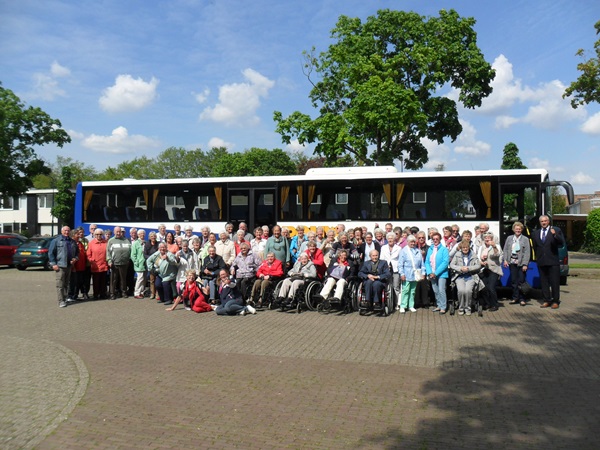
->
xmin=249 ymin=277 xmax=282 ymax=310
xmin=448 ymin=272 xmax=484 ymax=317
xmin=355 ymin=280 xmax=395 ymax=316
xmin=273 ymin=276 xmax=320 ymax=313
xmin=315 ymin=276 xmax=359 ymax=315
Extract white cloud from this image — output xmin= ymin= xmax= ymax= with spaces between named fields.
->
xmin=286 ymin=139 xmax=307 ymax=152
xmin=520 ymin=80 xmax=586 ymax=129
xmin=528 ymin=157 xmax=565 ymax=174
xmin=194 ymin=88 xmax=210 ymax=104
xmin=27 ymin=61 xmax=71 ymax=101
xmin=99 ymin=75 xmax=159 ymax=113
xmin=207 ymin=137 xmax=233 ymax=149
xmin=571 ymin=172 xmax=595 ymax=185
xmin=495 ymin=115 xmax=519 ymax=129
xmin=581 ymin=111 xmax=600 ymax=134
xmin=452 ymin=120 xmax=491 ymax=156
xmin=421 ymin=138 xmax=452 ymax=170
xmin=200 ymin=68 xmax=274 ymax=126
xmin=67 ymin=129 xmax=85 ymax=140
xmin=50 ymin=61 xmax=71 ymax=77
xmin=81 ymin=126 xmax=160 ymax=154
xmin=479 ymin=55 xmax=538 ymax=113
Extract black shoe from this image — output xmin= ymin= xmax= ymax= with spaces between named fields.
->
xmin=163 ymin=302 xmax=173 ymax=306
xmin=488 ymin=306 xmax=499 ymax=312
xmin=110 ymin=295 xmax=117 ymax=300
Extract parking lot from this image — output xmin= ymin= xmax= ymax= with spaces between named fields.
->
xmin=1 ymin=267 xmax=599 ymax=449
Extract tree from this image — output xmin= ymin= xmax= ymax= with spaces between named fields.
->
xmin=563 ymin=20 xmax=600 ymax=108
xmin=583 ymin=208 xmax=600 ymax=254
xmin=1 ymin=84 xmax=71 ymax=196
xmin=51 ymin=166 xmax=75 ymax=226
xmin=274 ymin=9 xmax=495 ymax=168
xmin=501 ymin=142 xmax=527 ymax=169
xmin=33 ymin=156 xmax=98 ymax=188
xmin=212 ymin=148 xmax=296 ymax=177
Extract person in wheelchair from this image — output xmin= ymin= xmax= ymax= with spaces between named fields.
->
xmin=230 ymin=243 xmax=261 ymax=304
xmin=449 ymin=240 xmax=482 ymax=316
xmin=358 ymin=249 xmax=391 ymax=308
xmin=251 ymin=252 xmax=284 ymax=307
xmin=316 ymin=249 xmax=353 ymax=303
xmin=276 ymin=253 xmax=316 ymax=306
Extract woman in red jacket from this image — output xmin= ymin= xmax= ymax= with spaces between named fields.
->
xmin=251 ymin=252 xmax=284 ymax=307
xmin=304 ymin=241 xmax=326 ymax=280
xmin=86 ymin=228 xmax=108 ymax=299
xmin=167 ymin=270 xmax=213 ymax=313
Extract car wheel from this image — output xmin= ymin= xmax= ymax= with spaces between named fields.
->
xmin=560 ymin=275 xmax=567 ymax=286
xmin=16 ymin=265 xmax=26 ymax=271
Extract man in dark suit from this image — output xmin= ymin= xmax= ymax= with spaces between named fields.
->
xmin=531 ymin=215 xmax=565 ymax=309
xmin=359 ymin=249 xmax=391 ymax=307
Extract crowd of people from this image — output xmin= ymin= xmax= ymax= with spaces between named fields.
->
xmin=48 ymin=216 xmax=565 ymax=314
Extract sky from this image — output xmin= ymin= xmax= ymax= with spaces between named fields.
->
xmin=1 ymin=0 xmax=599 ymax=196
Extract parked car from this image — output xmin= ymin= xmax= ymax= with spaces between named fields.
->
xmin=0 ymin=234 xmax=27 ymax=267
xmin=12 ymin=237 xmax=53 ymax=270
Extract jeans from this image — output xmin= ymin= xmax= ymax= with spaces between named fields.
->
xmin=156 ymin=277 xmax=175 ymax=304
xmin=430 ymin=276 xmax=447 ymax=310
xmin=215 ymin=298 xmax=245 ymax=315
xmin=480 ymin=270 xmax=499 ymax=308
xmin=509 ymin=264 xmax=526 ymax=301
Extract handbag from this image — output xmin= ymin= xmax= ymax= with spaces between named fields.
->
xmin=409 ymin=250 xmax=424 ymax=280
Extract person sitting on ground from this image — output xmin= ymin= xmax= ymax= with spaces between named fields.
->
xmin=200 ymin=245 xmax=226 ymax=302
xmin=230 ymin=242 xmax=261 ymax=303
xmin=276 ymin=253 xmax=316 ymax=306
xmin=450 ymin=240 xmax=482 ymax=316
xmin=214 ymin=269 xmax=256 ymax=316
xmin=167 ymin=270 xmax=213 ymax=313
xmin=317 ymin=249 xmax=353 ymax=303
xmin=358 ymin=249 xmax=391 ymax=308
xmin=251 ymin=252 xmax=284 ymax=307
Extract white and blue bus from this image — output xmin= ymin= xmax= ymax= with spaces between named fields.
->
xmin=74 ymin=166 xmax=573 ymax=286
xmin=75 ymin=166 xmax=572 ymax=238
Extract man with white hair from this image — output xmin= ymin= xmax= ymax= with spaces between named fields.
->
xmin=238 ymin=222 xmax=254 ymax=242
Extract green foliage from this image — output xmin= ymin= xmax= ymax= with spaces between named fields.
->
xmin=583 ymin=208 xmax=600 ymax=254
xmin=0 ymin=83 xmax=71 ymax=196
xmin=551 ymin=186 xmax=567 ymax=214
xmin=274 ymin=9 xmax=494 ymax=168
xmin=212 ymin=148 xmax=296 ymax=177
xmin=501 ymin=142 xmax=527 ymax=170
xmin=563 ymin=20 xmax=600 ymax=108
xmin=33 ymin=156 xmax=98 ymax=188
xmin=51 ymin=166 xmax=75 ymax=226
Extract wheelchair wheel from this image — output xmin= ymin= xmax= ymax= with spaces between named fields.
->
xmin=449 ymin=299 xmax=456 ymax=315
xmin=478 ymin=303 xmax=483 ymax=317
xmin=356 ymin=282 xmax=367 ymax=315
xmin=386 ymin=283 xmax=394 ymax=316
xmin=304 ymin=280 xmax=322 ymax=311
xmin=271 ymin=280 xmax=284 ymax=310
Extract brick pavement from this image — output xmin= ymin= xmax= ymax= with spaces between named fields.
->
xmin=1 ymin=267 xmax=599 ymax=449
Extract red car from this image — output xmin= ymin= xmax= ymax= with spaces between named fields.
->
xmin=0 ymin=234 xmax=27 ymax=267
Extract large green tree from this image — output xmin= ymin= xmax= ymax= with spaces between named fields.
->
xmin=501 ymin=142 xmax=527 ymax=169
xmin=274 ymin=9 xmax=495 ymax=168
xmin=212 ymin=148 xmax=296 ymax=177
xmin=51 ymin=166 xmax=75 ymax=226
xmin=563 ymin=20 xmax=600 ymax=108
xmin=0 ymin=83 xmax=71 ymax=196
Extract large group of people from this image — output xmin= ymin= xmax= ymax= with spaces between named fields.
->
xmin=48 ymin=216 xmax=565 ymax=315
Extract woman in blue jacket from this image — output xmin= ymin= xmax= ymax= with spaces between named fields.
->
xmin=425 ymin=232 xmax=450 ymax=314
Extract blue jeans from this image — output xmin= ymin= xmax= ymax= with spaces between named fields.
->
xmin=509 ymin=264 xmax=526 ymax=301
xmin=430 ymin=276 xmax=447 ymax=310
xmin=215 ymin=299 xmax=245 ymax=316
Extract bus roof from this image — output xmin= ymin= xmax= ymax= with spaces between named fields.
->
xmin=80 ymin=167 xmax=549 ymax=187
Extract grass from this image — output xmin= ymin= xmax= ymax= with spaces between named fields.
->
xmin=570 ymin=263 xmax=600 ymax=269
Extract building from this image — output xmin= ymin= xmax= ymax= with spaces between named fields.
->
xmin=567 ymin=191 xmax=600 ymax=214
xmin=0 ymin=189 xmax=58 ymax=236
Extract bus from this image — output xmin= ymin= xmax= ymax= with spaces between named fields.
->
xmin=74 ymin=166 xmax=573 ymax=244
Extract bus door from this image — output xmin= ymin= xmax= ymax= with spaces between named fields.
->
xmin=227 ymin=188 xmax=276 ymax=231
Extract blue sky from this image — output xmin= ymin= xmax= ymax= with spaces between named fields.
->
xmin=1 ymin=0 xmax=599 ymax=195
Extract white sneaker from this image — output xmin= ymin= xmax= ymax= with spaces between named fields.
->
xmin=185 ymin=307 xmax=192 ymax=311
xmin=239 ymin=309 xmax=246 ymax=316
xmin=466 ymin=309 xmax=472 ymax=316
xmin=246 ymin=304 xmax=256 ymax=315
xmin=409 ymin=307 xmax=417 ymax=313
xmin=400 ymin=307 xmax=406 ymax=314
xmin=395 ymin=305 xmax=400 ymax=311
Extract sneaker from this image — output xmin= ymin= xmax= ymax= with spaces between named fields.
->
xmin=246 ymin=299 xmax=255 ymax=307
xmin=185 ymin=306 xmax=192 ymax=311
xmin=395 ymin=305 xmax=400 ymax=311
xmin=399 ymin=307 xmax=406 ymax=314
xmin=409 ymin=307 xmax=417 ymax=313
xmin=246 ymin=304 xmax=257 ymax=315
xmin=59 ymin=301 xmax=67 ymax=308
xmin=66 ymin=297 xmax=76 ymax=303
xmin=458 ymin=310 xmax=465 ymax=316
xmin=466 ymin=309 xmax=472 ymax=316
xmin=239 ymin=309 xmax=246 ymax=316
xmin=210 ymin=304 xmax=217 ymax=311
